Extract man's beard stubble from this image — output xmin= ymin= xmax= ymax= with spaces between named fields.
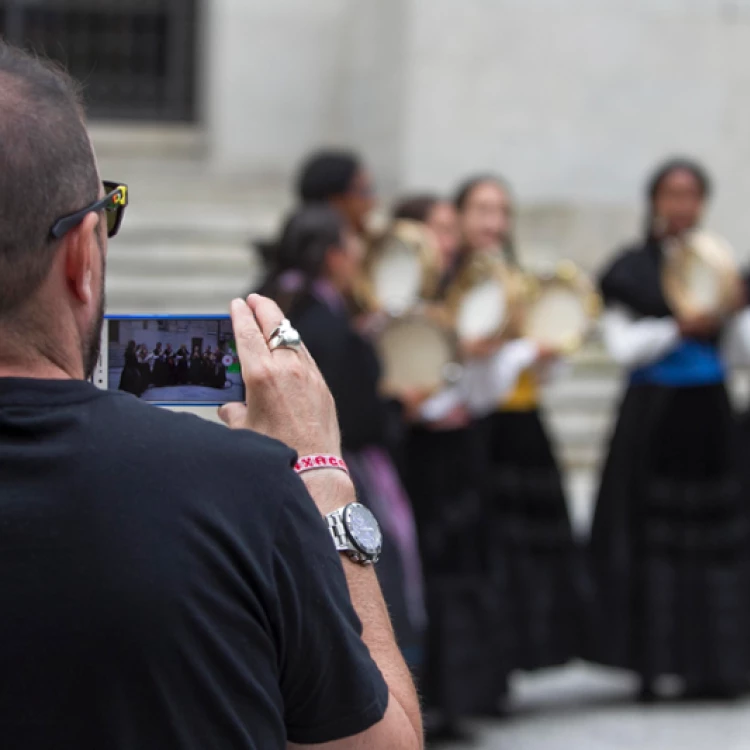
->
xmin=82 ymin=240 xmax=106 ymax=381
xmin=83 ymin=281 xmax=105 ymax=381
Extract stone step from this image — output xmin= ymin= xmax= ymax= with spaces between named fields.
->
xmin=107 ymin=243 xmax=258 ymax=278
xmin=558 ymin=445 xmax=605 ymax=473
xmin=545 ymin=410 xmax=613 ymax=446
xmin=543 ymin=376 xmax=621 ymax=412
xmin=105 ymin=277 xmax=252 ymax=314
xmin=105 ymin=241 xmax=266 ymax=312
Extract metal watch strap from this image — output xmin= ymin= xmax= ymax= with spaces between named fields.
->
xmin=326 ymin=508 xmax=350 ymax=552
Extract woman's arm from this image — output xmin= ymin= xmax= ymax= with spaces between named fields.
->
xmin=456 ymin=339 xmax=539 ymax=418
xmin=600 ymin=305 xmax=681 ymax=368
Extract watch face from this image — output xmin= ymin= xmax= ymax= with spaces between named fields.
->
xmin=345 ymin=504 xmax=383 ymax=557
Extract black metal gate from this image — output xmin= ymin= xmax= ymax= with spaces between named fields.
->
xmin=0 ymin=0 xmax=198 ymax=121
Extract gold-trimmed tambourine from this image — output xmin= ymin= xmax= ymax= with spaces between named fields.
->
xmin=444 ymin=250 xmax=525 ymax=344
xmin=521 ymin=260 xmax=601 ymax=354
xmin=375 ymin=309 xmax=462 ymax=398
xmin=355 ymin=219 xmax=441 ymax=315
xmin=661 ymin=229 xmax=740 ymax=319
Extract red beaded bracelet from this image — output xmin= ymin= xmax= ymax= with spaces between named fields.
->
xmin=294 ymin=454 xmax=350 ymax=477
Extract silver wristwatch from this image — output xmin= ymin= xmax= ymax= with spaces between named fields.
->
xmin=326 ymin=503 xmax=383 ymax=565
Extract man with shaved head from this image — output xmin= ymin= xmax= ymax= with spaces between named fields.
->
xmin=0 ymin=43 xmax=422 ymax=750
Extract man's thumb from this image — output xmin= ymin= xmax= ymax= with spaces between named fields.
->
xmin=218 ymin=402 xmax=247 ymax=429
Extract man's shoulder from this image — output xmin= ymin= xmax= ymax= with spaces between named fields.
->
xmin=92 ymin=392 xmax=295 ymax=476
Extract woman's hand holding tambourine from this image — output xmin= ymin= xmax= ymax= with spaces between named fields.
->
xmin=728 ymin=276 xmax=749 ymax=314
xmin=459 ymin=336 xmax=504 ymax=360
xmin=678 ymin=312 xmax=723 ymax=339
xmin=535 ymin=343 xmax=562 ymax=364
xmin=399 ymin=386 xmax=434 ymax=423
xmin=425 ymin=404 xmax=471 ymax=432
xmin=354 ymin=310 xmax=389 ymax=338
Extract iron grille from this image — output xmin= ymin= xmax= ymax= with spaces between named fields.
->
xmin=0 ymin=0 xmax=197 ymax=121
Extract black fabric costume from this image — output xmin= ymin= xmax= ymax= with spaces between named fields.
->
xmin=175 ymin=347 xmax=189 ymax=385
xmin=152 ymin=349 xmax=169 ymax=388
xmin=479 ymin=407 xmax=588 ymax=673
xmin=586 ymin=237 xmax=750 ymax=694
xmin=287 ymin=291 xmax=425 ymax=666
xmin=404 ymin=423 xmax=510 ymax=716
xmin=403 ymin=263 xmax=512 ymax=718
xmin=118 ymin=349 xmax=144 ymax=396
xmin=189 ymin=353 xmax=202 ymax=384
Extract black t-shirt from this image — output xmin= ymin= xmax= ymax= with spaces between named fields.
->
xmin=0 ymin=378 xmax=388 ymax=750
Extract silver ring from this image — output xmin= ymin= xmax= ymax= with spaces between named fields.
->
xmin=268 ymin=318 xmax=303 ymax=353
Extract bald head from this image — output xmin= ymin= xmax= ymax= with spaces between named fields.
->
xmin=0 ymin=43 xmax=99 ymax=319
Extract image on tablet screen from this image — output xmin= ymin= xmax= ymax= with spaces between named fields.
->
xmin=107 ymin=317 xmax=243 ymax=405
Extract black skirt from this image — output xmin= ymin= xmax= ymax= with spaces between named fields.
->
xmin=344 ymin=448 xmax=425 ymax=672
xmin=403 ymin=424 xmax=512 ymax=717
xmin=587 ymin=383 xmax=750 ymax=690
xmin=118 ymin=364 xmax=143 ymax=396
xmin=480 ymin=409 xmax=587 ymax=672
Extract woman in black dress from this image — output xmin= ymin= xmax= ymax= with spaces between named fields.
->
xmin=189 ymin=346 xmax=202 ymax=384
xmin=588 ymin=158 xmax=750 ymax=701
xmin=136 ymin=344 xmax=152 ymax=390
xmin=260 ymin=205 xmax=426 ymax=679
xmin=163 ymin=344 xmax=177 ymax=386
xmin=453 ymin=176 xmax=586 ymax=682
xmin=151 ymin=343 xmax=168 ymax=387
xmin=390 ymin=193 xmax=507 ymax=741
xmin=175 ymin=345 xmax=189 ymax=385
xmin=200 ymin=347 xmax=214 ymax=386
xmin=118 ymin=340 xmax=143 ymax=396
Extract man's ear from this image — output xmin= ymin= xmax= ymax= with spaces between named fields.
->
xmin=64 ymin=212 xmax=101 ymax=305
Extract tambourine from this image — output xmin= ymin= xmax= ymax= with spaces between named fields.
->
xmin=445 ymin=251 xmax=523 ymax=343
xmin=521 ymin=261 xmax=601 ymax=354
xmin=356 ymin=220 xmax=441 ymax=315
xmin=376 ymin=311 xmax=461 ymax=397
xmin=661 ymin=229 xmax=739 ymax=319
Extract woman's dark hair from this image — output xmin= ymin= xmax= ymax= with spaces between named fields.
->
xmin=297 ymin=149 xmax=361 ymax=203
xmin=453 ymin=173 xmax=518 ymax=266
xmin=454 ymin=174 xmax=511 ymax=211
xmin=259 ymin=205 xmax=346 ymax=311
xmin=644 ymin=157 xmax=712 ymax=239
xmin=392 ymin=194 xmax=440 ymax=223
xmin=646 ymin=157 xmax=712 ymax=204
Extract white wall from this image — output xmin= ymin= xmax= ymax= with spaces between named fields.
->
xmin=204 ymin=0 xmax=750 ymax=266
xmin=205 ymin=0 xmax=349 ymax=181
xmin=402 ymin=0 xmax=750 ymax=264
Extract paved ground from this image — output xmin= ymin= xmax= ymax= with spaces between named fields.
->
xmin=440 ymin=663 xmax=750 ymax=749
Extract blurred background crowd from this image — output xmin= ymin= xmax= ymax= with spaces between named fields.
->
xmin=15 ymin=0 xmax=750 ymax=747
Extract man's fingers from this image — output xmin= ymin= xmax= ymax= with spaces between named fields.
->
xmin=247 ymin=294 xmax=308 ymax=363
xmin=230 ymin=298 xmax=272 ymax=378
xmin=218 ymin=401 xmax=247 ymax=429
xmin=246 ymin=294 xmax=289 ymax=341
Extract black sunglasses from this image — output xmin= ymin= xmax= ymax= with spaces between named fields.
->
xmin=50 ymin=181 xmax=129 ymax=240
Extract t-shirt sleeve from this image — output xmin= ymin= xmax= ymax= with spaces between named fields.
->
xmin=271 ymin=473 xmax=389 ymax=745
